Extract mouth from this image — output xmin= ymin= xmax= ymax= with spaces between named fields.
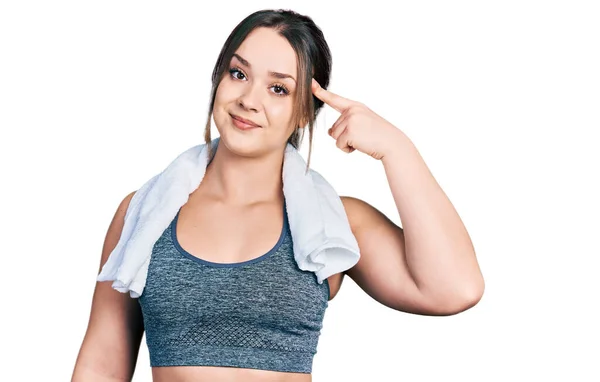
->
xmin=230 ymin=113 xmax=261 ymax=129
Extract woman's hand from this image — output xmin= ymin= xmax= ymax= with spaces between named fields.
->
xmin=312 ymin=78 xmax=403 ymax=160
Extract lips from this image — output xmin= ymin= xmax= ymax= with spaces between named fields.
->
xmin=230 ymin=113 xmax=261 ymax=128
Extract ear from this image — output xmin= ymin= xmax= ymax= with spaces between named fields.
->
xmin=297 ymin=116 xmax=309 ymax=129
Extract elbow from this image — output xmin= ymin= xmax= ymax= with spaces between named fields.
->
xmin=448 ymin=276 xmax=485 ymax=315
xmin=424 ymin=275 xmax=485 ymax=316
xmin=454 ymin=281 xmax=484 ymax=314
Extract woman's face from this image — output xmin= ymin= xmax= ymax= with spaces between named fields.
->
xmin=213 ymin=27 xmax=300 ymax=157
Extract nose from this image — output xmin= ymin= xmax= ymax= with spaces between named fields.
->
xmin=237 ymin=82 xmax=262 ymax=112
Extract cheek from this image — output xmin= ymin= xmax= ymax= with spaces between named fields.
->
xmin=267 ymin=102 xmax=294 ymax=124
xmin=212 ymin=96 xmax=227 ymax=132
xmin=214 ymin=81 xmax=232 ymax=106
xmin=213 ymin=82 xmax=235 ymax=121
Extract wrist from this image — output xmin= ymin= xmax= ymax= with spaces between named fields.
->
xmin=380 ymin=129 xmax=414 ymax=162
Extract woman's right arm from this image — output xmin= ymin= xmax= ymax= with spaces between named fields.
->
xmin=72 ymin=191 xmax=145 ymax=382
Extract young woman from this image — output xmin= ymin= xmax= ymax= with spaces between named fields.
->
xmin=72 ymin=9 xmax=484 ymax=382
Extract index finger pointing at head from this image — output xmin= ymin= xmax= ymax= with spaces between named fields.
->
xmin=312 ymin=78 xmax=353 ymax=113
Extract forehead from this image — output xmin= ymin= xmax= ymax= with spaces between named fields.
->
xmin=234 ymin=27 xmax=297 ymax=75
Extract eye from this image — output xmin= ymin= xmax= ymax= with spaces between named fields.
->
xmin=229 ymin=67 xmax=246 ymax=80
xmin=271 ymin=84 xmax=290 ymax=97
xmin=228 ymin=66 xmax=290 ymax=97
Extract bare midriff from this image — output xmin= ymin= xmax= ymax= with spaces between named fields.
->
xmin=151 ymin=366 xmax=312 ymax=382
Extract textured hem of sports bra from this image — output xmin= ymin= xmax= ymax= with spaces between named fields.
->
xmin=171 ymin=201 xmax=289 ymax=268
xmin=149 ymin=344 xmax=314 ymax=374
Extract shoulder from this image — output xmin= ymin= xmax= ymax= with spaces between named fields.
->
xmin=339 ymin=195 xmax=395 ymax=232
xmin=339 ymin=196 xmax=365 ymax=226
xmin=339 ymin=195 xmax=405 ymax=277
xmin=110 ymin=191 xmax=137 ymax=226
xmin=102 ymin=191 xmax=137 ymax=260
xmin=120 ymin=190 xmax=137 ymax=211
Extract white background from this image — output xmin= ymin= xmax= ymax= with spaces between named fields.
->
xmin=1 ymin=1 xmax=599 ymax=381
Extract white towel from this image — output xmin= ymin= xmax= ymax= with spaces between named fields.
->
xmin=97 ymin=137 xmax=361 ymax=298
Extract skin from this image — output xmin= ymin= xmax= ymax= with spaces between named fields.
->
xmin=73 ymin=25 xmax=484 ymax=382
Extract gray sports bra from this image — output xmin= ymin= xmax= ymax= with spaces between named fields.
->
xmin=137 ymin=200 xmax=331 ymax=374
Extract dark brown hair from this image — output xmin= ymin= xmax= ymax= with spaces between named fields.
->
xmin=203 ymin=9 xmax=332 ymax=171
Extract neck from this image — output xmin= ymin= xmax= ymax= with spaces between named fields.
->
xmin=201 ymin=141 xmax=285 ymax=206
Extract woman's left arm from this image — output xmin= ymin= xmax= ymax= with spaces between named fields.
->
xmin=312 ymin=79 xmax=484 ymax=316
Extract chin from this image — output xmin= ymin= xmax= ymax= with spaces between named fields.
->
xmin=216 ymin=129 xmax=265 ymax=158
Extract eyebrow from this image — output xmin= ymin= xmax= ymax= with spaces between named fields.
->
xmin=232 ymin=53 xmax=296 ymax=83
